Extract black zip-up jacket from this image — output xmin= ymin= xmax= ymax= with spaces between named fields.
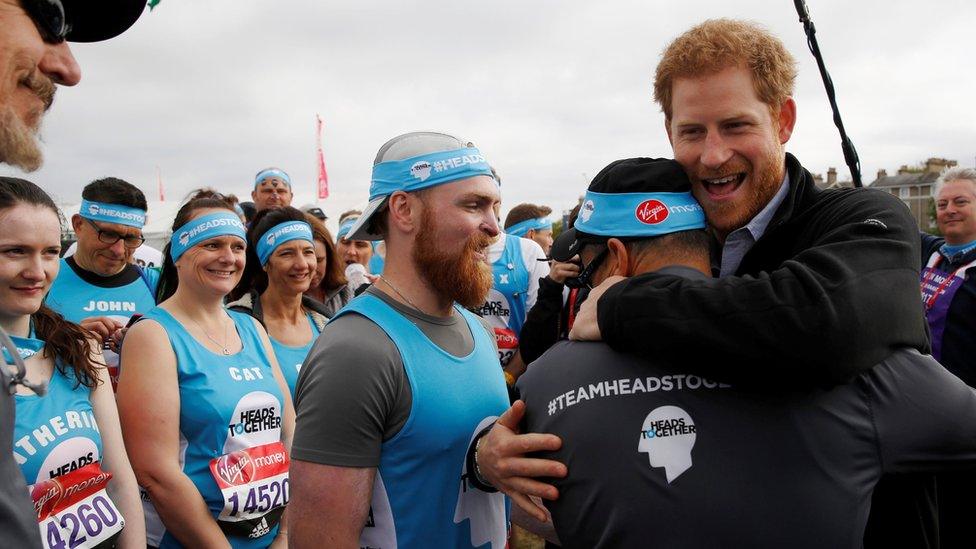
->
xmin=595 ymin=153 xmax=935 ymax=548
xmin=596 ymin=153 xmax=929 ymax=388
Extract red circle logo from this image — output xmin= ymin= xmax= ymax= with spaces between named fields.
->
xmin=635 ymin=199 xmax=669 ymax=225
xmin=216 ymin=451 xmax=255 ymax=486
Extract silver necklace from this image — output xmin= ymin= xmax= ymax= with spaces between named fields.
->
xmin=190 ymin=314 xmax=231 ymax=355
xmin=378 ymin=275 xmax=428 ymax=315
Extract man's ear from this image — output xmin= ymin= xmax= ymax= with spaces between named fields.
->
xmin=606 ymin=238 xmax=631 ymax=277
xmin=777 ymin=97 xmax=797 ymax=144
xmin=70 ymin=214 xmax=83 ymax=233
xmin=387 ymin=191 xmax=419 ymax=234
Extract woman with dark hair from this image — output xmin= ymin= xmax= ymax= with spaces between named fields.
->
xmin=117 ymin=193 xmax=294 ymax=548
xmin=228 ymin=207 xmax=330 ymax=396
xmin=1 ymin=176 xmax=145 ymax=547
xmin=302 ymin=213 xmax=352 ymax=316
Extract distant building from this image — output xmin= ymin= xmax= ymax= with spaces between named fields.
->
xmin=813 ymin=167 xmax=853 ymax=190
xmin=868 ymin=157 xmax=957 ymax=230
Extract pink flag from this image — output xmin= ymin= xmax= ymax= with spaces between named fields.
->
xmin=316 ymin=115 xmax=329 ymax=200
xmin=157 ymin=166 xmax=165 ymax=202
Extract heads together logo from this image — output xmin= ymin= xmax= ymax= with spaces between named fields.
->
xmin=410 ymin=161 xmax=433 ymax=182
xmin=88 ymin=203 xmax=100 ymax=216
xmin=266 ymin=232 xmax=277 ymax=247
xmin=637 ymin=405 xmax=696 ymax=483
xmin=178 ymin=231 xmax=191 ymax=246
xmin=635 ymin=199 xmax=669 ymax=225
xmin=579 ymin=200 xmax=596 ymax=223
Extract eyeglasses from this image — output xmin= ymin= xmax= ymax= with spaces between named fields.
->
xmin=86 ymin=218 xmax=145 ymax=249
xmin=21 ymin=0 xmax=70 ymax=44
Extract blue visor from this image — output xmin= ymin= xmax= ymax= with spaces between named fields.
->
xmin=369 ymin=147 xmax=495 ymax=201
xmin=79 ymin=199 xmax=146 ymax=228
xmin=507 ymin=217 xmax=552 ymax=238
xmin=170 ymin=212 xmax=247 ymax=262
xmin=575 ymin=191 xmax=706 ymax=237
xmin=254 ymin=168 xmax=291 ymax=188
xmin=336 ymin=218 xmax=357 ymax=241
xmin=256 ymin=221 xmax=313 ymax=265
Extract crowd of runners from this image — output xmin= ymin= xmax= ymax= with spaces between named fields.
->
xmin=3 ymin=1 xmax=976 ymax=549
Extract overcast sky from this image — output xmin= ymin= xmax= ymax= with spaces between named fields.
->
xmin=7 ymin=0 xmax=976 ymax=232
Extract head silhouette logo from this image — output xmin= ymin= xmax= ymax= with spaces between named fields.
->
xmin=579 ymin=200 xmax=595 ymax=223
xmin=88 ymin=203 xmax=100 ymax=216
xmin=410 ymin=161 xmax=432 ymax=181
xmin=178 ymin=231 xmax=190 ymax=246
xmin=266 ymin=233 xmax=276 ymax=247
xmin=637 ymin=405 xmax=696 ymax=483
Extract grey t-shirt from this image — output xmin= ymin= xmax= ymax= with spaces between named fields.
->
xmin=0 ymin=384 xmax=43 ymax=545
xmin=518 ymin=343 xmax=976 ymax=549
xmin=293 ymin=286 xmax=495 ymax=467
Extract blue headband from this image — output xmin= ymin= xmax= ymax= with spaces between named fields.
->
xmin=79 ymin=199 xmax=146 ymax=228
xmin=369 ymin=147 xmax=494 ymax=201
xmin=507 ymin=217 xmax=552 ymax=238
xmin=256 ymin=220 xmax=313 ymax=265
xmin=254 ymin=169 xmax=291 ymax=188
xmin=575 ymin=191 xmax=706 ymax=237
xmin=170 ymin=212 xmax=247 ymax=262
xmin=336 ymin=218 xmax=357 ymax=241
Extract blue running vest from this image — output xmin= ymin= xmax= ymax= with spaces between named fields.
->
xmin=139 ymin=307 xmax=284 ymax=549
xmin=46 ymin=259 xmax=158 ymax=388
xmin=334 ymin=294 xmax=509 ymax=548
xmin=13 ymin=357 xmax=102 ymax=485
xmin=489 ymin=235 xmax=530 ymax=336
xmin=269 ymin=314 xmax=320 ymax=398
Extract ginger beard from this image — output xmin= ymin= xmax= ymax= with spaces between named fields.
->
xmin=691 ymin=147 xmax=784 ymax=238
xmin=0 ymin=70 xmax=55 ymax=172
xmin=413 ymin=206 xmax=493 ymax=308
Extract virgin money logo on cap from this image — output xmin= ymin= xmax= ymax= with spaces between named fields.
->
xmin=215 ymin=450 xmax=255 ymax=487
xmin=635 ymin=199 xmax=669 ymax=225
xmin=579 ymin=200 xmax=595 ymax=223
xmin=410 ymin=161 xmax=432 ymax=182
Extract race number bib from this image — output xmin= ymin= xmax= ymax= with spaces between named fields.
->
xmin=31 ymin=462 xmax=125 ymax=549
xmin=494 ymin=328 xmax=518 ymax=366
xmin=209 ymin=441 xmax=289 ymax=538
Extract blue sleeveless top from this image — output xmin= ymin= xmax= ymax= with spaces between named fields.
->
xmin=13 ymin=348 xmax=102 ymax=486
xmin=46 ymin=259 xmax=159 ymax=387
xmin=335 ymin=294 xmax=510 ymax=548
xmin=268 ymin=314 xmax=320 ymax=397
xmin=139 ymin=307 xmax=284 ymax=549
xmin=490 ymin=234 xmax=530 ymax=336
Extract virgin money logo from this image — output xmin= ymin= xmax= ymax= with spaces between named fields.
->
xmin=215 ymin=451 xmax=255 ymax=487
xmin=410 ymin=161 xmax=432 ymax=182
xmin=635 ymin=199 xmax=669 ymax=225
xmin=31 ymin=477 xmax=64 ymax=520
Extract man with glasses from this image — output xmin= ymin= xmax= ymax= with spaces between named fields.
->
xmin=1 ymin=0 xmax=147 ymax=543
xmin=46 ymin=177 xmax=158 ymax=389
xmin=252 ymin=167 xmax=294 ymax=212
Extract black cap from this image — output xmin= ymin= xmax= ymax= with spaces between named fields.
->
xmin=550 ymin=157 xmax=691 ymax=262
xmin=64 ymin=0 xmax=148 ymax=43
xmin=301 ymin=204 xmax=328 ymax=221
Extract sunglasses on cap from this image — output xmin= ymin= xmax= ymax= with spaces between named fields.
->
xmin=21 ymin=0 xmax=70 ymax=44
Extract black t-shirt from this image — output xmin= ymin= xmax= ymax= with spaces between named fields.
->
xmin=518 ymin=343 xmax=976 ymax=549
